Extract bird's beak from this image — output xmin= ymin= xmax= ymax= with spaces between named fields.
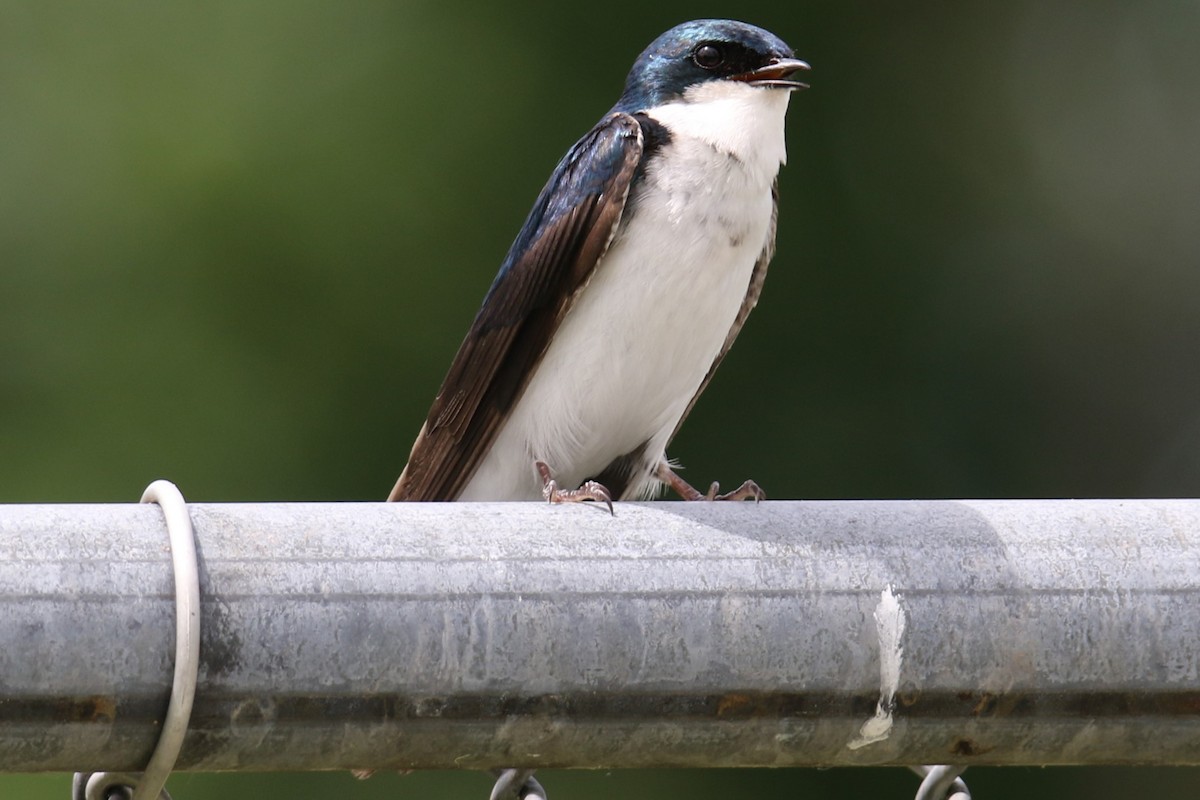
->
xmin=731 ymin=57 xmax=811 ymax=90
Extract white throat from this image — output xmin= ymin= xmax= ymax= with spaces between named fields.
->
xmin=644 ymin=81 xmax=792 ymax=182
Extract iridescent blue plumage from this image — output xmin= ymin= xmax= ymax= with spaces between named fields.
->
xmin=614 ymin=19 xmax=797 ymax=111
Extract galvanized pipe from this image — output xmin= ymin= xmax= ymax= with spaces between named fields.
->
xmin=1 ymin=499 xmax=1198 ymax=772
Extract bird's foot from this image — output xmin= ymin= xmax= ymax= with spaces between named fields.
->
xmin=535 ymin=461 xmax=614 ymax=514
xmin=656 ymin=462 xmax=766 ymax=502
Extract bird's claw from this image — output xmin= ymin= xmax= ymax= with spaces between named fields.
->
xmin=705 ymin=479 xmax=766 ymax=502
xmin=536 ymin=461 xmax=614 ymax=514
xmin=658 ymin=462 xmax=765 ymax=502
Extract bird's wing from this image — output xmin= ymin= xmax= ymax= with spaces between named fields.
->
xmin=667 ymin=178 xmax=780 ymax=446
xmin=390 ymin=112 xmax=647 ymax=501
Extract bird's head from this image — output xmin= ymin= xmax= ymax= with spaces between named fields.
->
xmin=616 ymin=19 xmax=809 ymax=112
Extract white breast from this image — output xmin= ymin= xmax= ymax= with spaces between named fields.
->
xmin=460 ymin=82 xmax=792 ymax=501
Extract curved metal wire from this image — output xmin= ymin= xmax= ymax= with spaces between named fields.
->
xmin=72 ymin=480 xmax=200 ymax=800
xmin=911 ymin=764 xmax=972 ymax=800
xmin=73 ymin=772 xmax=157 ymax=800
xmin=489 ymin=769 xmax=547 ymax=800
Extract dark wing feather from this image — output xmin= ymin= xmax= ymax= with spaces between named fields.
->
xmin=390 ymin=113 xmax=646 ymax=501
xmin=667 ymin=178 xmax=780 ymax=446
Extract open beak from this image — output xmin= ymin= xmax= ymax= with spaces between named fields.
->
xmin=731 ymin=57 xmax=811 ymax=90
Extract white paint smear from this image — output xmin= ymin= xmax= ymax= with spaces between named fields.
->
xmin=847 ymin=584 xmax=906 ymax=750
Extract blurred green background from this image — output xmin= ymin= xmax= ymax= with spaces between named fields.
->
xmin=2 ymin=1 xmax=1198 ymax=798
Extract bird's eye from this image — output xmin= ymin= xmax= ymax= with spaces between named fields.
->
xmin=692 ymin=44 xmax=724 ymax=69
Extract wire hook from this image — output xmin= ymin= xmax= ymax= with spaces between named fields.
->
xmin=489 ymin=769 xmax=547 ymax=800
xmin=72 ymin=480 xmax=201 ymax=800
xmin=911 ymin=764 xmax=972 ymax=800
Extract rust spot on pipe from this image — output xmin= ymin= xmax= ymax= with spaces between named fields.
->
xmin=951 ymin=737 xmax=991 ymax=757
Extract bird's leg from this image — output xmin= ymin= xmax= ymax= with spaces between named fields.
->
xmin=656 ymin=461 xmax=766 ymax=502
xmin=535 ymin=461 xmax=614 ymax=514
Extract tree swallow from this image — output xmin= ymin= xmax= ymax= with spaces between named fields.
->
xmin=389 ymin=19 xmax=807 ymax=510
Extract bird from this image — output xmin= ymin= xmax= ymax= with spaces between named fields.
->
xmin=389 ymin=19 xmax=807 ymax=511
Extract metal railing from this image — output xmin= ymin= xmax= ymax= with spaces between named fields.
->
xmin=2 ymin=496 xmax=1198 ymax=778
